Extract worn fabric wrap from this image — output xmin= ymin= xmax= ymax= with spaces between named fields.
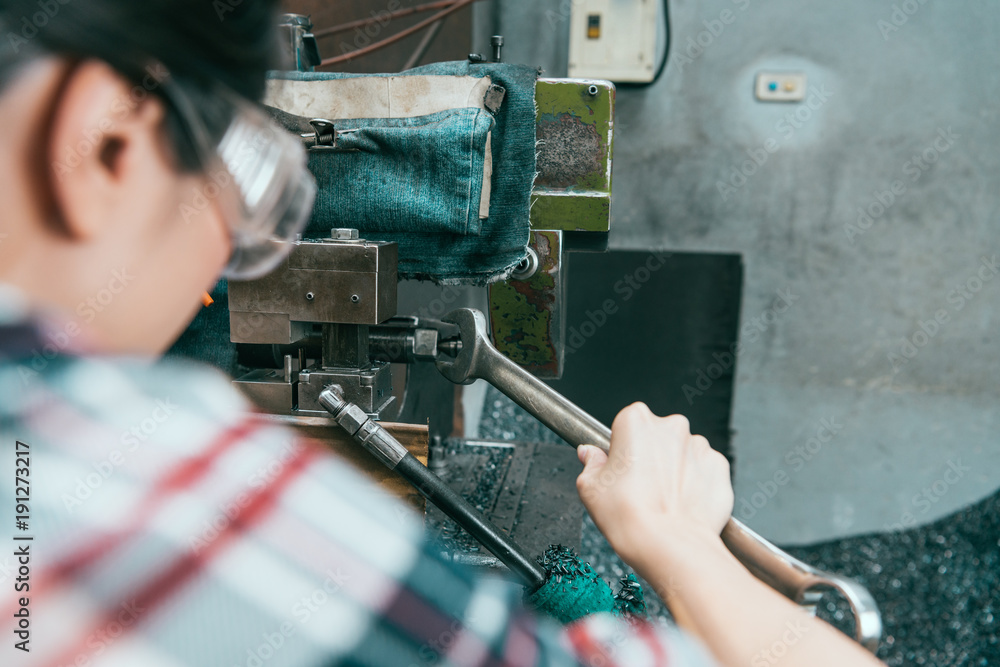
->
xmin=268 ymin=61 xmax=538 ymax=284
xmin=168 ymin=62 xmax=538 ymax=373
xmin=270 ymin=108 xmax=494 ymax=237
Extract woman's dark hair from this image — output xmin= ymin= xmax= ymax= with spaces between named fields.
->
xmin=0 ymin=0 xmax=283 ymax=169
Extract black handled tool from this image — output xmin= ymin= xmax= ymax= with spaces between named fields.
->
xmin=318 ymin=385 xmax=547 ymax=591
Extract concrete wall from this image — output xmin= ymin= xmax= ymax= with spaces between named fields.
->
xmin=479 ymin=0 xmax=1000 ymax=544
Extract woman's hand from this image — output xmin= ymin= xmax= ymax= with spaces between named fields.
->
xmin=577 ymin=404 xmax=886 ymax=667
xmin=575 ymin=402 xmax=734 ymax=570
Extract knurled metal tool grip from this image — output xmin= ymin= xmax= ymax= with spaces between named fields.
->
xmin=436 ymin=308 xmax=881 ymax=653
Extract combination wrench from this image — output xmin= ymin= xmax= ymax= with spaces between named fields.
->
xmin=435 ymin=307 xmax=882 ymax=653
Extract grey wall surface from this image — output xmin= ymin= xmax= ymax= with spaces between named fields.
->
xmin=479 ymin=0 xmax=1000 ymax=544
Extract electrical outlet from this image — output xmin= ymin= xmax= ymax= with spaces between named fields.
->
xmin=755 ymin=72 xmax=807 ymax=102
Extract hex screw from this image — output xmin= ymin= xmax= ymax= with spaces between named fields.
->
xmin=306 ymin=292 xmax=315 ymax=301
xmin=351 ymin=294 xmax=360 ymax=303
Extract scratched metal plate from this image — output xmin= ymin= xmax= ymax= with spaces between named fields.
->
xmin=488 ymin=79 xmax=614 ymax=378
xmin=489 ymin=230 xmax=564 ymax=378
xmin=530 ymin=78 xmax=615 ymax=232
xmin=425 ymin=438 xmax=583 ymax=575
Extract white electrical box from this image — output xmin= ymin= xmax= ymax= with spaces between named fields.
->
xmin=568 ymin=0 xmax=660 ymax=83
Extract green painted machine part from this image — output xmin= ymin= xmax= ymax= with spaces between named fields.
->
xmin=488 ymin=78 xmax=615 ymax=379
xmin=531 ymin=78 xmax=615 ymax=233
xmin=489 ymin=230 xmax=564 ymax=378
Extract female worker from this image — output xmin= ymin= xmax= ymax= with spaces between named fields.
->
xmin=0 ymin=1 xmax=883 ymax=665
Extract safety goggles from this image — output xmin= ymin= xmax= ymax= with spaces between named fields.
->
xmin=160 ymin=74 xmax=316 ymax=281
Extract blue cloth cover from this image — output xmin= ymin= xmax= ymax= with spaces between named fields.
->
xmin=306 ymin=109 xmax=494 ymax=237
xmin=168 ymin=62 xmax=539 ymax=374
xmin=271 ymin=61 xmax=538 ymax=284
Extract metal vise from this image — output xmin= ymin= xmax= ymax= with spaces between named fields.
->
xmin=229 ymin=230 xmax=398 ymax=417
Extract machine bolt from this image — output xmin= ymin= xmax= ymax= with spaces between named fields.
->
xmin=491 ymin=35 xmax=504 ymax=62
xmin=511 ymin=247 xmax=540 ymax=281
xmin=331 ymin=228 xmax=359 ymax=240
xmin=429 ymin=434 xmax=448 ymax=475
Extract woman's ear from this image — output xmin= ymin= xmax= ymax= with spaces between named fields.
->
xmin=47 ymin=60 xmax=168 ymax=241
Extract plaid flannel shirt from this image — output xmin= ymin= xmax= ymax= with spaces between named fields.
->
xmin=0 ymin=284 xmax=717 ymax=667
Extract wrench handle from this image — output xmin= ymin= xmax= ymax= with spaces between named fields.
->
xmin=479 ymin=353 xmax=611 ymax=449
xmin=478 ymin=348 xmax=881 ymax=652
xmin=719 ymin=519 xmax=883 ymax=653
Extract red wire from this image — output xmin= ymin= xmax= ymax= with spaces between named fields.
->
xmin=312 ymin=0 xmax=458 ymax=39
xmin=319 ymin=0 xmax=479 ymax=68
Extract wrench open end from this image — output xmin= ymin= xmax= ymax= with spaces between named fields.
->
xmin=433 ymin=307 xmax=882 ymax=652
xmin=435 ymin=308 xmax=488 ymax=385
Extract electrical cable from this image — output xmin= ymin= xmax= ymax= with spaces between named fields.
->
xmin=313 ymin=0 xmax=456 ymax=38
xmin=402 ymin=18 xmax=445 ymax=70
xmin=616 ymin=0 xmax=671 ymax=88
xmin=318 ymin=0 xmax=480 ymax=67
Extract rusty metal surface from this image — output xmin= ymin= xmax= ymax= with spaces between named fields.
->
xmin=488 ymin=230 xmax=564 ymax=378
xmin=489 ymin=79 xmax=613 ymax=378
xmin=530 ymin=78 xmax=615 ymax=232
xmin=535 ymin=114 xmax=604 ymax=189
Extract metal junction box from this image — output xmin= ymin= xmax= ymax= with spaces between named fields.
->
xmin=568 ymin=0 xmax=660 ymax=83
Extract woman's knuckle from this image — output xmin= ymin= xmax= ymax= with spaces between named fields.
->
xmin=614 ymin=402 xmax=649 ymax=428
xmin=663 ymin=413 xmax=690 ymax=432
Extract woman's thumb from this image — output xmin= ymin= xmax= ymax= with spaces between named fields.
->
xmin=576 ymin=445 xmax=609 ymax=502
xmin=577 ymin=444 xmax=608 ymax=472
